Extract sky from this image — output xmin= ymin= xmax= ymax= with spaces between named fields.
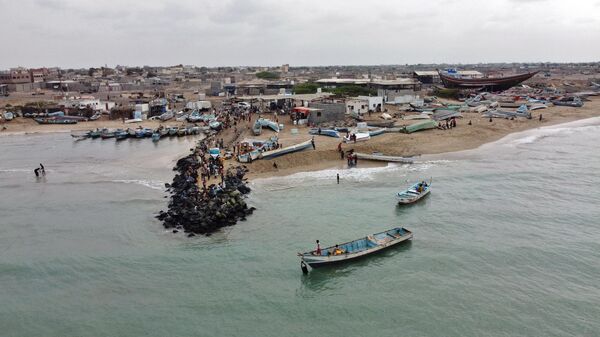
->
xmin=1 ymin=0 xmax=599 ymax=69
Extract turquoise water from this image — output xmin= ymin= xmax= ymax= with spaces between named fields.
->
xmin=1 ymin=119 xmax=600 ymax=337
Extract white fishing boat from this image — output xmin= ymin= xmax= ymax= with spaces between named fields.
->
xmin=298 ymin=227 xmax=413 ymax=269
xmin=343 ymin=132 xmax=370 ymax=143
xmin=396 ymin=180 xmax=431 ymax=205
xmin=355 ymin=152 xmax=414 ymax=164
xmin=260 ymin=139 xmax=313 ymax=160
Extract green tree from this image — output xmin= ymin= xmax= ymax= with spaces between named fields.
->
xmin=255 ymin=71 xmax=280 ymax=80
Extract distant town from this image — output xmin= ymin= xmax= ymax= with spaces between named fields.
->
xmin=1 ymin=63 xmax=599 ymax=118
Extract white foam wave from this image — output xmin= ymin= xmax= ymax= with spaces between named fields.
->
xmin=254 ymin=160 xmax=448 ymax=189
xmin=0 ymin=168 xmax=33 ymax=174
xmin=113 ymin=179 xmax=165 ymax=191
xmin=509 ymin=124 xmax=600 ymax=146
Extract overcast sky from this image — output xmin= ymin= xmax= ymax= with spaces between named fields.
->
xmin=1 ymin=0 xmax=599 ymax=69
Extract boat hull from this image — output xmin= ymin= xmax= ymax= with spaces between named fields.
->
xmin=300 ymin=228 xmax=413 ymax=268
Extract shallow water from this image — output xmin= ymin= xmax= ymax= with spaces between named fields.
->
xmin=1 ymin=120 xmax=599 ymax=337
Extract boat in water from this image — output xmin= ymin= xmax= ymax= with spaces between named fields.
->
xmin=151 ymin=132 xmax=161 ymax=142
xmin=308 ymin=128 xmax=340 ymax=138
xmin=260 ymin=139 xmax=312 ymax=160
xmin=115 ymin=129 xmax=129 ymax=140
xmin=298 ymin=227 xmax=413 ymax=269
xmin=396 ymin=180 xmax=431 ymax=205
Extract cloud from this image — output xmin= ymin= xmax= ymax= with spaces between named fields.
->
xmin=0 ymin=0 xmax=599 ymax=68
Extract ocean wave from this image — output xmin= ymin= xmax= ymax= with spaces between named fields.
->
xmin=254 ymin=160 xmax=448 ymax=189
xmin=508 ymin=118 xmax=600 ymax=146
xmin=0 ymin=168 xmax=33 ymax=173
xmin=112 ymin=179 xmax=165 ymax=191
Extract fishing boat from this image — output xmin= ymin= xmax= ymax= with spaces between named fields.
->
xmin=101 ymin=129 xmax=116 ymax=139
xmin=368 ymin=128 xmax=386 ymax=137
xmin=238 ymin=150 xmax=261 ymax=163
xmin=252 ymin=121 xmax=262 ymax=136
xmin=115 ymin=129 xmax=129 ymax=140
xmin=168 ymin=127 xmax=179 ymax=136
xmin=260 ymin=139 xmax=313 ymax=160
xmin=308 ymin=128 xmax=340 ymax=138
xmin=124 ymin=118 xmax=142 ymax=124
xmin=89 ymin=129 xmax=102 ymax=138
xmin=159 ymin=111 xmax=174 ymax=121
xmin=71 ymin=130 xmax=91 ymax=139
xmin=255 ymin=118 xmax=280 ymax=133
xmin=151 ymin=132 xmax=161 ymax=142
xmin=298 ymin=227 xmax=413 ymax=269
xmin=355 ymin=152 xmax=414 ymax=164
xmin=34 ymin=117 xmax=77 ymax=125
xmin=3 ymin=112 xmax=14 ymax=121
xmin=208 ymin=148 xmax=221 ymax=159
xmin=439 ymin=71 xmax=539 ymax=91
xmin=366 ymin=120 xmax=395 ymax=128
xmin=402 ymin=120 xmax=437 ymax=133
xmin=396 ymin=180 xmax=431 ymax=205
xmin=177 ymin=128 xmax=187 ymax=137
xmin=432 ymin=110 xmax=462 ymax=121
xmin=209 ymin=121 xmax=221 ymax=130
xmin=552 ymin=97 xmax=583 ymax=107
xmin=343 ymin=132 xmax=370 ymax=143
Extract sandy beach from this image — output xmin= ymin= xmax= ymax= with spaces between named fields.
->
xmin=2 ymin=97 xmax=599 ymax=181
xmin=232 ymin=97 xmax=600 ymax=180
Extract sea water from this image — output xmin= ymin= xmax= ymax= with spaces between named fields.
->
xmin=1 ymin=119 xmax=599 ymax=337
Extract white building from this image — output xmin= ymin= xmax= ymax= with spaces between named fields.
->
xmin=345 ymin=96 xmax=383 ymax=115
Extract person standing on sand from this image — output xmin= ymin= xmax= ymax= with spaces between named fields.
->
xmin=311 ymin=137 xmax=315 ymax=150
xmin=337 ymin=173 xmax=340 ymax=184
xmin=337 ymin=142 xmax=342 ymax=153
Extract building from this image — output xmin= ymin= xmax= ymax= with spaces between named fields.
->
xmin=0 ymin=68 xmax=32 ymax=84
xmin=413 ymin=71 xmax=440 ymax=84
xmin=0 ymin=84 xmax=8 ymax=96
xmin=307 ymin=102 xmax=346 ymax=125
xmin=369 ymin=79 xmax=421 ymax=103
xmin=345 ymin=96 xmax=383 ymax=115
xmin=281 ymin=64 xmax=289 ymax=73
xmin=29 ymin=68 xmax=49 ymax=83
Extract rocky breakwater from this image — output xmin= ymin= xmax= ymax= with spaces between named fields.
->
xmin=157 ymin=144 xmax=255 ymax=236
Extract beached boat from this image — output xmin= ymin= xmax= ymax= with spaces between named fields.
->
xmin=366 ymin=120 xmax=395 ymax=128
xmin=439 ymin=71 xmax=539 ymax=91
xmin=3 ymin=112 xmax=14 ymax=121
xmin=298 ymin=227 xmax=413 ymax=269
xmin=402 ymin=120 xmax=437 ymax=133
xmin=34 ymin=117 xmax=77 ymax=125
xmin=256 ymin=118 xmax=280 ymax=133
xmin=552 ymin=97 xmax=583 ymax=107
xmin=308 ymin=128 xmax=340 ymax=138
xmin=159 ymin=111 xmax=174 ymax=121
xmin=124 ymin=118 xmax=142 ymax=124
xmin=343 ymin=132 xmax=371 ymax=143
xmin=151 ymin=132 xmax=161 ymax=142
xmin=368 ymin=128 xmax=386 ymax=137
xmin=432 ymin=110 xmax=462 ymax=121
xmin=238 ymin=150 xmax=260 ymax=163
xmin=355 ymin=152 xmax=414 ymax=164
xmin=396 ymin=181 xmax=430 ymax=205
xmin=209 ymin=121 xmax=221 ymax=130
xmin=252 ymin=121 xmax=262 ymax=135
xmin=260 ymin=139 xmax=313 ymax=160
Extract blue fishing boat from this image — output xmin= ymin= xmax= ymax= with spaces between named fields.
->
xmin=396 ymin=180 xmax=431 ymax=205
xmin=115 ymin=129 xmax=129 ymax=140
xmin=238 ymin=150 xmax=260 ymax=163
xmin=368 ymin=128 xmax=386 ymax=137
xmin=309 ymin=128 xmax=340 ymax=138
xmin=151 ymin=132 xmax=161 ymax=142
xmin=209 ymin=121 xmax=221 ymax=130
xmin=298 ymin=227 xmax=413 ymax=269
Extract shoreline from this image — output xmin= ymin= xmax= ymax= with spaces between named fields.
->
xmin=243 ymin=98 xmax=600 ymax=181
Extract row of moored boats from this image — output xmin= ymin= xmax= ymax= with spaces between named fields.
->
xmin=72 ymin=125 xmax=207 ymax=142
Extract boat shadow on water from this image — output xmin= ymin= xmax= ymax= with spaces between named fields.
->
xmin=298 ymin=240 xmax=413 ymax=294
